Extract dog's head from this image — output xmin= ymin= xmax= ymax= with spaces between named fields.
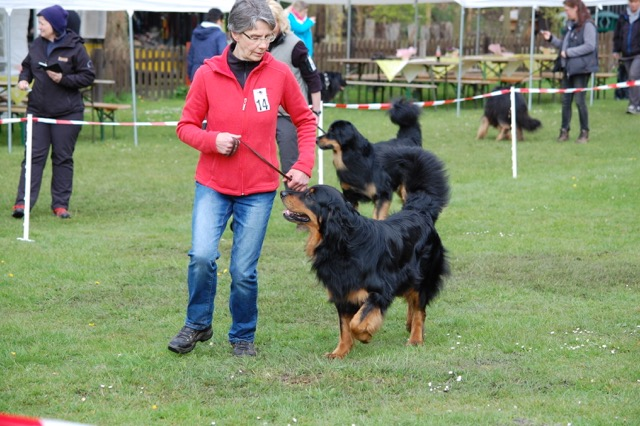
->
xmin=281 ymin=185 xmax=357 ymax=257
xmin=317 ymin=120 xmax=371 ymax=153
xmin=320 ymin=71 xmax=347 ymax=103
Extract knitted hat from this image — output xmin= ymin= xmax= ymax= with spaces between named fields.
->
xmin=38 ymin=5 xmax=68 ymax=36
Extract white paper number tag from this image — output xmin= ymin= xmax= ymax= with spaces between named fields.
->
xmin=253 ymin=88 xmax=270 ymax=112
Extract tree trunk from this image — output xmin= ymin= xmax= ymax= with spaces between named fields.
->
xmin=102 ymin=11 xmax=130 ymax=95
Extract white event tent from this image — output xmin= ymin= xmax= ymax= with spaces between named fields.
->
xmin=1 ymin=0 xmax=235 ymax=151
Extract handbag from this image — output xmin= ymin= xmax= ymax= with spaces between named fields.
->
xmin=552 ymin=54 xmax=564 ymax=73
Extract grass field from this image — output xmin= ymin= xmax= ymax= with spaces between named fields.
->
xmin=1 ymin=90 xmax=639 ymax=425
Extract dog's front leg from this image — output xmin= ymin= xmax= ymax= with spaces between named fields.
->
xmin=350 ymin=302 xmax=383 ymax=343
xmin=373 ymin=199 xmax=391 ymax=220
xmin=326 ymin=312 xmax=354 ymax=359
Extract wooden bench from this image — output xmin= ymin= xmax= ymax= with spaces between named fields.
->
xmin=594 ymin=72 xmax=617 ymax=99
xmin=85 ymin=102 xmax=131 ymax=141
xmin=345 ymin=79 xmax=437 ymax=103
xmin=0 ymin=105 xmax=27 ymax=115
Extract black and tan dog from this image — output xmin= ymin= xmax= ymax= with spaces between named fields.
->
xmin=317 ymin=98 xmax=427 ymax=219
xmin=476 ymin=86 xmax=542 ymax=141
xmin=281 ymin=182 xmax=449 ymax=359
xmin=319 ymin=71 xmax=347 ymax=103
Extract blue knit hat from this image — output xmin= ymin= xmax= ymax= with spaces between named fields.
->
xmin=38 ymin=5 xmax=68 ymax=36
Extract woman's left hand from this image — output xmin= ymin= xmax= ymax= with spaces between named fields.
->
xmin=284 ymin=169 xmax=309 ymax=191
xmin=560 ymin=51 xmax=567 ymax=59
xmin=46 ymin=70 xmax=62 ymax=83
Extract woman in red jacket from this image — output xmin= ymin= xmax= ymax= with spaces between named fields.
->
xmin=169 ymin=0 xmax=316 ymax=357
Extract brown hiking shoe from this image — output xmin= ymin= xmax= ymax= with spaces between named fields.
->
xmin=576 ymin=130 xmax=589 ymax=144
xmin=557 ymin=129 xmax=569 ymax=142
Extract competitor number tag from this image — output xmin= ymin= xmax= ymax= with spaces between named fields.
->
xmin=253 ymin=88 xmax=271 ymax=112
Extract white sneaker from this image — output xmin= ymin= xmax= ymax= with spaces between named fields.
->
xmin=626 ymin=105 xmax=638 ymax=114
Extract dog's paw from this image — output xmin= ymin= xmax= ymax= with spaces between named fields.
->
xmin=325 ymin=351 xmax=348 ymax=359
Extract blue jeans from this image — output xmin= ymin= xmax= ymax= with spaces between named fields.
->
xmin=185 ymin=182 xmax=276 ymax=344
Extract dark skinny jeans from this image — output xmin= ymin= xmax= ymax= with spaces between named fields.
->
xmin=560 ymin=72 xmax=590 ymax=132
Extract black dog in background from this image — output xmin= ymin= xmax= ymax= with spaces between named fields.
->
xmin=320 ymin=71 xmax=347 ymax=103
xmin=476 ymin=87 xmax=542 ymax=141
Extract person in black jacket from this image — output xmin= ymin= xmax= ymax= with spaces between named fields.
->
xmin=541 ymin=0 xmax=599 ymax=144
xmin=613 ymin=0 xmax=640 ymax=114
xmin=12 ymin=4 xmax=95 ymax=219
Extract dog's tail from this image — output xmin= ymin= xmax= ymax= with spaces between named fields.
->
xmin=519 ymin=113 xmax=542 ymax=132
xmin=382 ymin=147 xmax=450 ymax=221
xmin=389 ymin=98 xmax=422 ymax=146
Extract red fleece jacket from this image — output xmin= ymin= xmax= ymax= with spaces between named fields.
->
xmin=177 ymin=45 xmax=316 ymax=196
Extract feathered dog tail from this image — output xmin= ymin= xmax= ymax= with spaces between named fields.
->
xmin=388 ymin=98 xmax=422 ymax=146
xmin=520 ymin=114 xmax=542 ymax=132
xmin=381 ymin=147 xmax=450 ymax=221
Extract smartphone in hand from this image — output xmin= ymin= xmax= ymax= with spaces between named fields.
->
xmin=38 ymin=61 xmax=63 ymax=73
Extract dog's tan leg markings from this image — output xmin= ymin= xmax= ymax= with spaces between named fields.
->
xmin=327 ymin=313 xmax=354 ymax=359
xmin=373 ymin=200 xmax=391 ymax=220
xmin=404 ymin=290 xmax=425 ymax=346
xmin=397 ymin=185 xmax=407 ymax=204
xmin=364 ymin=183 xmax=377 ymax=199
xmin=496 ymin=124 xmax=509 ymax=141
xmin=347 ymin=289 xmax=369 ymax=304
xmin=516 ymin=127 xmax=524 ymax=141
xmin=350 ymin=305 xmax=383 ymax=343
xmin=476 ymin=116 xmax=489 ymax=140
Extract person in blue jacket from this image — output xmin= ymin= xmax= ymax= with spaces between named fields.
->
xmin=613 ymin=0 xmax=640 ymax=114
xmin=287 ymin=1 xmax=315 ymax=58
xmin=187 ymin=8 xmax=227 ymax=82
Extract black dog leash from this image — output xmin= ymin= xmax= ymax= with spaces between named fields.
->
xmin=276 ymin=111 xmax=327 ymax=135
xmin=233 ymin=138 xmax=291 ymax=182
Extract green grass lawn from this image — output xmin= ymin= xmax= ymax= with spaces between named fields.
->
xmin=1 ymin=92 xmax=639 ymax=425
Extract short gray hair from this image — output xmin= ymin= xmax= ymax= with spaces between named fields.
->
xmin=227 ymin=0 xmax=276 ymax=33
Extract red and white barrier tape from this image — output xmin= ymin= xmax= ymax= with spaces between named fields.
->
xmin=323 ymin=79 xmax=640 ymax=110
xmin=0 ymin=413 xmax=91 ymax=426
xmin=1 ymin=80 xmax=638 ymax=126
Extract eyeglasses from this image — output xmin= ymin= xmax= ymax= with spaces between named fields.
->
xmin=241 ymin=32 xmax=276 ymax=43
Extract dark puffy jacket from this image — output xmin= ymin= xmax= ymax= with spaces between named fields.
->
xmin=550 ymin=20 xmax=599 ymax=77
xmin=187 ymin=24 xmax=227 ymax=81
xmin=613 ymin=13 xmax=640 ymax=58
xmin=19 ymin=31 xmax=95 ymax=117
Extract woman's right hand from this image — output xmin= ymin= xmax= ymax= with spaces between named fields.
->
xmin=540 ymin=30 xmax=551 ymax=42
xmin=216 ymin=132 xmax=242 ymax=156
xmin=18 ymin=80 xmax=30 ymax=91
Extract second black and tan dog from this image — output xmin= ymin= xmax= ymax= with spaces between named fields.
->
xmin=317 ymin=98 xmax=438 ymax=219
xmin=476 ymin=87 xmax=542 ymax=141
